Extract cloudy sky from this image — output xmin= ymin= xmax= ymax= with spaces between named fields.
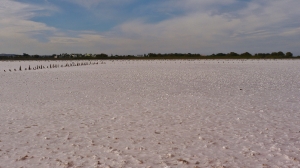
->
xmin=1 ymin=0 xmax=299 ymax=55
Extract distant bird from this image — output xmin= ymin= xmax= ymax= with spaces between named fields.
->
xmin=4 ymin=70 xmax=6 ymax=72
xmin=9 ymin=69 xmax=11 ymax=72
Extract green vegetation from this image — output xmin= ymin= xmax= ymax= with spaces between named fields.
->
xmin=0 ymin=51 xmax=299 ymax=60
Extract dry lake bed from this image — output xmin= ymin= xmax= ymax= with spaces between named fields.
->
xmin=0 ymin=60 xmax=300 ymax=168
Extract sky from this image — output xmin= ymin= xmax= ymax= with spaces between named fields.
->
xmin=0 ymin=0 xmax=300 ymax=55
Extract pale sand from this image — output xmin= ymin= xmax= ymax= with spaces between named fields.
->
xmin=0 ymin=60 xmax=299 ymax=167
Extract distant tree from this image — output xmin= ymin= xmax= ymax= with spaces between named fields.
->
xmin=271 ymin=52 xmax=278 ymax=56
xmin=23 ymin=53 xmax=30 ymax=57
xmin=277 ymin=51 xmax=285 ymax=57
xmin=227 ymin=52 xmax=239 ymax=57
xmin=148 ymin=53 xmax=157 ymax=57
xmin=96 ymin=53 xmax=108 ymax=59
xmin=240 ymin=52 xmax=252 ymax=57
xmin=216 ymin=53 xmax=226 ymax=56
xmin=254 ymin=53 xmax=269 ymax=58
xmin=286 ymin=52 xmax=293 ymax=57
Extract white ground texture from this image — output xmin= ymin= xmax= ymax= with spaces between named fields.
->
xmin=0 ymin=60 xmax=300 ymax=168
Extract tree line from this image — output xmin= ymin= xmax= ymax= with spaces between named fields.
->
xmin=0 ymin=51 xmax=298 ymax=60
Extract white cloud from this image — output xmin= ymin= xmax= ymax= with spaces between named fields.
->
xmin=0 ymin=0 xmax=57 ymax=53
xmin=0 ymin=0 xmax=299 ymax=55
xmin=100 ymin=0 xmax=300 ymax=54
xmin=0 ymin=0 xmax=57 ymax=19
xmin=0 ymin=1 xmax=57 ymax=35
xmin=65 ymin=0 xmax=133 ymax=8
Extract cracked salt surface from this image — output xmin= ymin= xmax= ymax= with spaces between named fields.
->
xmin=0 ymin=60 xmax=300 ymax=167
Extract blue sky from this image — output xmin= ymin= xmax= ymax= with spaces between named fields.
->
xmin=1 ymin=0 xmax=299 ymax=55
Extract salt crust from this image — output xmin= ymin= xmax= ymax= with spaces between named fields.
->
xmin=0 ymin=60 xmax=300 ymax=167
